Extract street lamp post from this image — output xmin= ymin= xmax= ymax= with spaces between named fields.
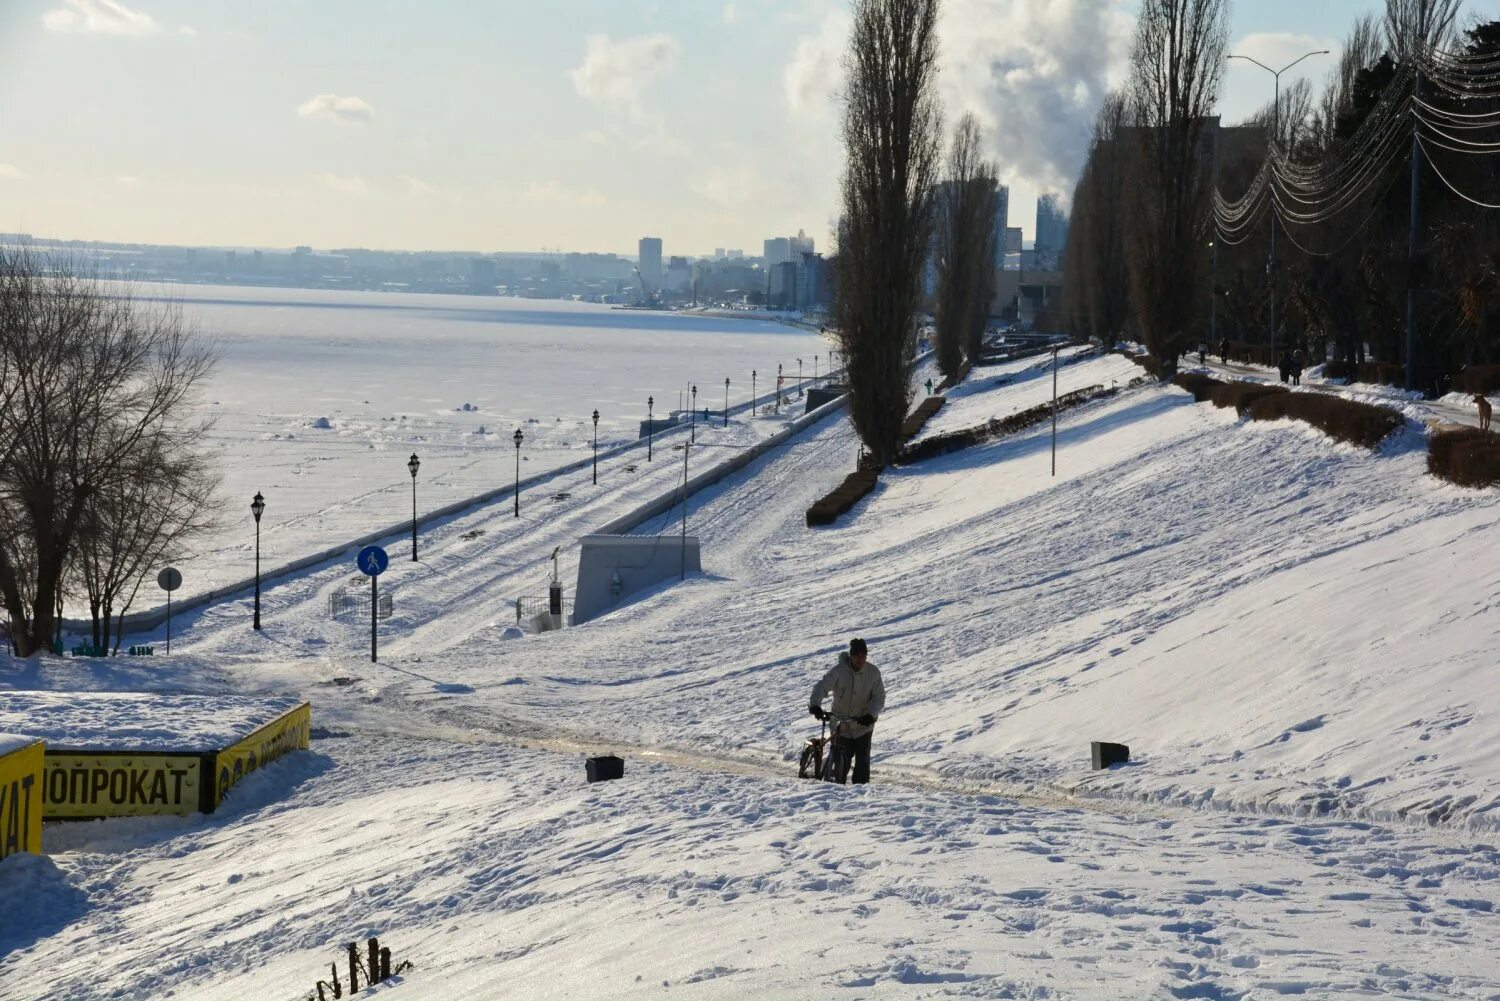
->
xmin=512 ymin=428 xmax=523 ymax=517
xmin=407 ymin=453 xmax=420 ymax=561
xmin=592 ymin=409 xmax=599 ymax=484
xmin=250 ymin=491 xmax=265 ymax=630
xmin=723 ymin=378 xmax=730 ymax=428
xmin=1227 ymin=49 xmax=1329 ymax=354
xmin=751 ymin=370 xmax=756 ymax=415
xmin=777 ymin=363 xmax=783 ymax=409
xmin=691 ymin=385 xmax=697 ymax=442
xmin=647 ymin=396 xmax=654 ymax=461
xmin=814 ymin=354 xmax=819 ymax=385
xmin=1209 ymin=239 xmax=1218 ymax=350
xmin=798 ymin=358 xmax=803 ymax=397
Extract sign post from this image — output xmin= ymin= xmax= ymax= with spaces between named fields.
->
xmin=157 ymin=567 xmax=182 ymax=653
xmin=357 ymin=545 xmax=389 ymax=663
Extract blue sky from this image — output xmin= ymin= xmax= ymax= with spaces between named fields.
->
xmin=0 ymin=0 xmax=1445 ymax=257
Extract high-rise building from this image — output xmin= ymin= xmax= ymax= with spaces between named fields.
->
xmin=763 ymin=237 xmax=792 ymax=270
xmin=638 ymin=236 xmax=663 ymax=293
xmin=1035 ymin=195 xmax=1070 ymax=268
xmin=790 ymin=229 xmax=814 ymax=257
xmin=993 ymin=185 xmax=1010 ymax=267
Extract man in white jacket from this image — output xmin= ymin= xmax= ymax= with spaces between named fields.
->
xmin=808 ymin=637 xmax=886 ymax=784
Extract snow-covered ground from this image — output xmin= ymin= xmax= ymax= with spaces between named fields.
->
xmin=130 ymin=285 xmax=830 ymax=603
xmin=5 ymin=351 xmax=1500 ymax=998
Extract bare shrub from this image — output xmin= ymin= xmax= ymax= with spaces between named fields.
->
xmin=1428 ymin=427 xmax=1500 ymax=487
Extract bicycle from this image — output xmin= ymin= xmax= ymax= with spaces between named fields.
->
xmin=799 ymin=712 xmax=854 ymax=782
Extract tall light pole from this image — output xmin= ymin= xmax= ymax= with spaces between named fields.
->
xmin=751 ymin=370 xmax=756 ymax=415
xmin=691 ymin=384 xmax=697 ymax=443
xmin=250 ymin=491 xmax=265 ymax=630
xmin=797 ymin=358 xmax=803 ymax=397
xmin=814 ymin=354 xmax=819 ymax=385
xmin=1228 ymin=49 xmax=1329 ymax=354
xmin=591 ymin=409 xmax=599 ymax=485
xmin=723 ymin=378 xmax=730 ymax=428
xmin=777 ymin=363 xmax=783 ymax=409
xmin=407 ymin=453 xmax=420 ymax=561
xmin=1209 ymin=238 xmax=1218 ymax=352
xmin=512 ymin=428 xmax=523 ymax=517
xmin=647 ymin=396 xmax=654 ymax=461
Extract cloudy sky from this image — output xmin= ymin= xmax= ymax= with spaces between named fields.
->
xmin=0 ymin=0 xmax=1431 ymax=257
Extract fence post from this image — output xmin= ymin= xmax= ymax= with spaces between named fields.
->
xmin=330 ymin=963 xmax=342 ymax=999
xmin=348 ymin=943 xmax=360 ymax=993
xmin=380 ymin=947 xmax=392 ymax=980
xmin=368 ymin=938 xmax=380 ymax=984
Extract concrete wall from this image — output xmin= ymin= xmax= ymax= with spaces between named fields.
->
xmin=574 ymin=535 xmax=702 ymax=625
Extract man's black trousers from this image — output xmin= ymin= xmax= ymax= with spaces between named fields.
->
xmin=830 ymin=731 xmax=872 ymax=785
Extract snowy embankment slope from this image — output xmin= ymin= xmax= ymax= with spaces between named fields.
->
xmin=7 ymin=733 xmax=1497 ymax=1001
xmin=5 ymin=352 xmax=1500 ymax=999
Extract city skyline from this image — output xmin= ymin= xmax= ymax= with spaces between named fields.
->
xmin=0 ymin=0 xmax=1414 ymax=255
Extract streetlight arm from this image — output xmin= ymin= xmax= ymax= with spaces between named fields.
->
xmin=1227 ymin=53 xmax=1278 ymax=77
xmin=1280 ymin=49 xmax=1330 ymax=75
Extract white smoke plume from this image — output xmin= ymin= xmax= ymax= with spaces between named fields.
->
xmin=939 ymin=0 xmax=1133 ymax=207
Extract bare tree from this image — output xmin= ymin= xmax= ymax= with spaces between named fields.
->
xmin=833 ymin=0 xmax=942 ymax=466
xmin=934 ymin=114 xmax=999 ymax=381
xmin=1125 ymin=0 xmax=1229 ymax=373
xmin=1064 ymin=93 xmax=1135 ymax=343
xmin=1385 ymin=0 xmax=1461 ymax=58
xmin=0 ymin=251 xmax=217 ymax=656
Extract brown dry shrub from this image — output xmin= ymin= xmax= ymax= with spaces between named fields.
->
xmin=1428 ymin=427 xmax=1500 ymax=488
xmin=806 ymin=469 xmax=882 ymax=526
xmin=1247 ymin=392 xmax=1403 ymax=449
xmin=1209 ymin=381 xmax=1288 ymax=415
xmin=1172 ymin=372 xmax=1223 ymax=402
xmin=1454 ymin=365 xmax=1500 ymax=396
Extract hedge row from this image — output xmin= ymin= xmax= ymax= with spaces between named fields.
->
xmin=1210 ymin=381 xmax=1288 ymax=415
xmin=1119 ymin=352 xmax=1164 ymax=379
xmin=935 ymin=363 xmax=970 ymax=393
xmin=1428 ymin=427 xmax=1500 ymax=487
xmin=900 ymin=396 xmax=945 ymax=443
xmin=1247 ymin=392 xmax=1404 ymax=449
xmin=1454 ymin=365 xmax=1500 ymax=396
xmin=806 ymin=395 xmax=947 ymax=526
xmin=899 ymin=384 xmax=1111 ymax=464
xmin=1171 ymin=372 xmax=1224 ymax=402
xmin=806 ymin=469 xmax=881 ymax=526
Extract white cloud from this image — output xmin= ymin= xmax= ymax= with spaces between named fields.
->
xmin=42 ymin=0 xmax=162 ymax=37
xmin=296 ymin=94 xmax=376 ymax=125
xmin=524 ymin=181 xmax=607 ymax=207
xmin=116 ymin=175 xmax=141 ymax=187
xmin=691 ymin=164 xmax=759 ymax=206
xmin=0 ymin=163 xmax=27 ymax=180
xmin=577 ymin=130 xmax=608 ymax=147
xmin=1223 ymin=32 xmax=1338 ymax=120
xmin=401 ymin=175 xmax=435 ymax=196
xmin=783 ymin=11 xmax=848 ymax=119
xmin=314 ymin=173 xmax=368 ymax=195
xmin=569 ymin=33 xmax=680 ymax=124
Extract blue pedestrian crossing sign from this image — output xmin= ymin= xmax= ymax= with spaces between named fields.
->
xmin=357 ymin=545 xmax=389 ymax=577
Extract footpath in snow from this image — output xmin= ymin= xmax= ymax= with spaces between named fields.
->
xmin=4 ymin=352 xmax=1500 ymax=998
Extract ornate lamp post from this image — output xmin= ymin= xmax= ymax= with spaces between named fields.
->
xmin=798 ymin=358 xmax=803 ymax=396
xmin=512 ymin=428 xmax=523 ymax=517
xmin=690 ymin=385 xmax=697 ymax=443
xmin=647 ymin=396 xmax=654 ymax=461
xmin=407 ymin=453 xmax=420 ymax=561
xmin=723 ymin=378 xmax=730 ymax=428
xmin=592 ymin=409 xmax=600 ymax=485
xmin=751 ymin=370 xmax=757 ymax=414
xmin=250 ymin=491 xmax=265 ymax=630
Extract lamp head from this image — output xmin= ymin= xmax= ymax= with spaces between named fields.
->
xmin=250 ymin=491 xmax=265 ymax=522
xmin=513 ymin=428 xmax=523 ymax=447
xmin=408 ymin=453 xmax=420 ymax=477
xmin=592 ymin=409 xmax=599 ymax=423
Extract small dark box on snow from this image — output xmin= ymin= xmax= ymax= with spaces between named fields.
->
xmin=1091 ymin=741 xmax=1130 ymax=770
xmin=586 ymin=755 xmax=624 ymax=782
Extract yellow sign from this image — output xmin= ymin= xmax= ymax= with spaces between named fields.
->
xmin=212 ymin=703 xmax=311 ymax=810
xmin=0 ymin=740 xmax=44 ymax=859
xmin=43 ymin=753 xmax=203 ymax=819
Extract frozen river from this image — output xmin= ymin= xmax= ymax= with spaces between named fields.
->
xmin=133 ymin=284 xmax=830 ymax=602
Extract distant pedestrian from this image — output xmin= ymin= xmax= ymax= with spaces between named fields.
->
xmin=1198 ymin=343 xmax=1207 ymax=366
xmin=1291 ymin=351 xmax=1304 ymax=386
xmin=1278 ymin=351 xmax=1293 ymax=384
xmin=1219 ymin=338 xmax=1230 ymax=365
xmin=808 ymin=638 xmax=886 ymax=785
xmin=925 ymin=377 xmax=934 ymax=396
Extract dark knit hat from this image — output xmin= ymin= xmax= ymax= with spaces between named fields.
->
xmin=849 ymin=637 xmax=868 ymax=656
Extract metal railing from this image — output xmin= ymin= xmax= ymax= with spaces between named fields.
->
xmin=516 ymin=595 xmax=574 ymax=623
xmin=329 ymin=589 xmax=393 ymax=621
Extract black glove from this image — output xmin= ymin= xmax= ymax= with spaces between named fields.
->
xmin=855 ymin=714 xmax=876 ymax=726
xmin=809 ymin=705 xmax=829 ymax=721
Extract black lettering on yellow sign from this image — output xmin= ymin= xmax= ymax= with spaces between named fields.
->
xmin=42 ymin=755 xmax=201 ymax=819
xmin=214 ymin=704 xmax=311 ymax=808
xmin=0 ymin=742 xmax=44 ymax=858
